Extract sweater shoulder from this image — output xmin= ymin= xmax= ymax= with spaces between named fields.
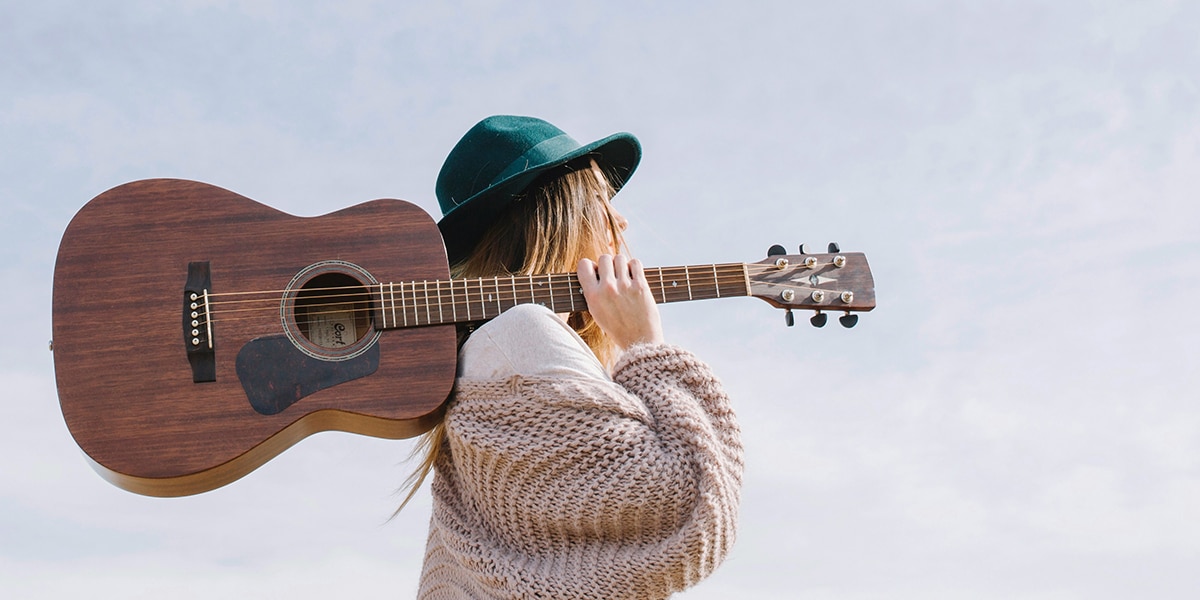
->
xmin=458 ymin=303 xmax=609 ymax=381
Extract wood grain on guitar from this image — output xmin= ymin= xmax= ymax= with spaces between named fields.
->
xmin=51 ymin=179 xmax=875 ymax=497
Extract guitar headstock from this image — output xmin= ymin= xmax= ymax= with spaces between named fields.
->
xmin=748 ymin=243 xmax=875 ymax=328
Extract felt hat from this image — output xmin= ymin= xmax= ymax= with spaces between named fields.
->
xmin=436 ymin=115 xmax=641 ymax=264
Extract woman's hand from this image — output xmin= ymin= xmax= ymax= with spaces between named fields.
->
xmin=577 ymin=254 xmax=664 ymax=350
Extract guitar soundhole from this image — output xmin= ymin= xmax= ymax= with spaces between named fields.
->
xmin=295 ymin=273 xmax=373 ymax=349
xmin=282 ymin=261 xmax=381 ymax=361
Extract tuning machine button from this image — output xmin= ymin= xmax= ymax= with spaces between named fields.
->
xmin=785 ymin=309 xmax=795 ymax=327
xmin=801 ymin=242 xmax=841 ymax=254
xmin=767 ymin=244 xmax=787 ymax=257
xmin=810 ymin=311 xmax=828 ymax=328
xmin=839 ymin=313 xmax=858 ymax=328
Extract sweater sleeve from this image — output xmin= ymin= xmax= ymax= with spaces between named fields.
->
xmin=424 ymin=341 xmax=743 ymax=599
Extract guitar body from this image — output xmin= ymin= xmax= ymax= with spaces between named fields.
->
xmin=52 ymin=179 xmax=456 ymax=496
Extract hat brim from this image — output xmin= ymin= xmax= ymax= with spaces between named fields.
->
xmin=437 ymin=132 xmax=641 ymax=265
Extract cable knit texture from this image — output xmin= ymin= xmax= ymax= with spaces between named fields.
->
xmin=417 ymin=333 xmax=743 ymax=599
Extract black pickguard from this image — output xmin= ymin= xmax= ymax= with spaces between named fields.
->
xmin=235 ymin=335 xmax=379 ymax=415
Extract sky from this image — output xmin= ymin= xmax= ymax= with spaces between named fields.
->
xmin=3 ymin=0 xmax=1199 ymax=598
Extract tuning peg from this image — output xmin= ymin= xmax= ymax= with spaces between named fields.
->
xmin=810 ymin=311 xmax=828 ymax=328
xmin=828 ymin=242 xmax=840 ymax=253
xmin=785 ymin=309 xmax=795 ymax=327
xmin=767 ymin=244 xmax=787 ymax=257
xmin=839 ymin=313 xmax=858 ymax=328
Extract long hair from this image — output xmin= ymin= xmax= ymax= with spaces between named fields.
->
xmin=395 ymin=159 xmax=626 ymax=513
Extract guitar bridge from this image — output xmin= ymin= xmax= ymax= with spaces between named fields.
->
xmin=183 ymin=261 xmax=216 ymax=382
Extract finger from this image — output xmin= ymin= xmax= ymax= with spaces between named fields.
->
xmin=595 ymin=254 xmax=615 ymax=282
xmin=612 ymin=254 xmax=630 ymax=283
xmin=628 ymin=257 xmax=645 ymax=282
xmin=577 ymin=258 xmax=598 ymax=286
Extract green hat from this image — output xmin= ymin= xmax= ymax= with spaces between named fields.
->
xmin=436 ymin=115 xmax=641 ymax=264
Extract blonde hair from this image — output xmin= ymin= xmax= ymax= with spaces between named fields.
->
xmin=395 ymin=159 xmax=626 ymax=513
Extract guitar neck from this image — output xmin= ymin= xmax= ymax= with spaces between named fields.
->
xmin=374 ymin=263 xmax=750 ymax=329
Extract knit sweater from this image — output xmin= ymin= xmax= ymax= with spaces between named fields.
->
xmin=417 ymin=306 xmax=743 ymax=599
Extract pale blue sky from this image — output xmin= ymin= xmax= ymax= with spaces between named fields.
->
xmin=4 ymin=1 xmax=1199 ymax=598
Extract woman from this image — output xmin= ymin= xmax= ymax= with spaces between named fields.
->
xmin=410 ymin=115 xmax=743 ymax=599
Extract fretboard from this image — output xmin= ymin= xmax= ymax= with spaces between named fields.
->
xmin=374 ymin=263 xmax=750 ymax=329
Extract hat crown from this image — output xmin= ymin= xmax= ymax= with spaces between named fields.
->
xmin=434 ymin=115 xmax=640 ymax=265
xmin=436 ymin=115 xmax=581 ymax=216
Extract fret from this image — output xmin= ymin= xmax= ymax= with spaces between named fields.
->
xmin=712 ymin=264 xmax=720 ymax=298
xmin=409 ymin=281 xmax=416 ymax=326
xmin=448 ymin=278 xmax=457 ymax=322
xmin=393 ymin=281 xmax=401 ymax=326
xmin=381 ymin=282 xmax=390 ymax=327
xmin=475 ymin=274 xmax=484 ymax=316
xmin=485 ymin=277 xmax=494 ymax=319
xmin=397 ymin=281 xmax=406 ymax=326
xmin=462 ymin=278 xmax=471 ymax=321
xmin=476 ymin=278 xmax=484 ymax=318
xmin=656 ymin=267 xmax=666 ymax=304
xmin=398 ymin=281 xmax=407 ymax=326
xmin=429 ymin=279 xmax=439 ymax=326
xmin=421 ymin=281 xmax=428 ymax=324
xmin=387 ymin=282 xmax=394 ymax=327
xmin=378 ymin=283 xmax=387 ymax=328
xmin=400 ymin=281 xmax=408 ymax=326
xmin=476 ymin=278 xmax=483 ymax=318
xmin=492 ymin=276 xmax=501 ymax=316
xmin=408 ymin=281 xmax=418 ymax=326
xmin=546 ymin=274 xmax=556 ymax=312
xmin=684 ymin=265 xmax=693 ymax=300
xmin=528 ymin=275 xmax=538 ymax=308
xmin=471 ymin=278 xmax=479 ymax=320
xmin=438 ymin=280 xmax=445 ymax=324
xmin=400 ymin=282 xmax=410 ymax=328
xmin=421 ymin=280 xmax=430 ymax=325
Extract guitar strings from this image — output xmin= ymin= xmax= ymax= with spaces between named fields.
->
xmin=199 ymin=263 xmax=767 ymax=301
xmin=197 ymin=261 xmax=838 ymax=326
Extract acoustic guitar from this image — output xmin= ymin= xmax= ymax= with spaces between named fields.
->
xmin=51 ymin=179 xmax=875 ymax=497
